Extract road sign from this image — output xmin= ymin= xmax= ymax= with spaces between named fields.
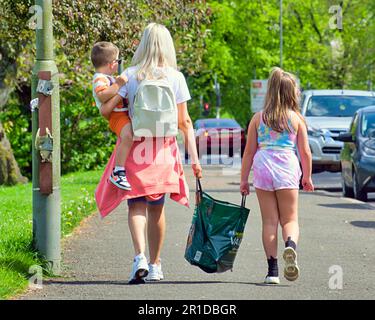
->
xmin=251 ymin=80 xmax=268 ymax=113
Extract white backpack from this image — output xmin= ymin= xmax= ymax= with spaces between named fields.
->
xmin=132 ymin=79 xmax=178 ymax=138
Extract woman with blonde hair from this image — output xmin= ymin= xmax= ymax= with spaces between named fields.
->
xmin=97 ymin=23 xmax=202 ymax=284
xmin=240 ymin=67 xmax=314 ymax=284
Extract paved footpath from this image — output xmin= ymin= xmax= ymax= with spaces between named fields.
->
xmin=18 ymin=165 xmax=375 ymax=300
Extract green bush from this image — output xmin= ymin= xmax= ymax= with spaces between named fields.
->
xmin=0 ymin=95 xmax=32 ymax=179
xmin=60 ymin=85 xmax=116 ymax=174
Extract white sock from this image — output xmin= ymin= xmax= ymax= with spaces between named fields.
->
xmin=135 ymin=253 xmax=145 ymax=260
xmin=114 ymin=166 xmax=125 ymax=173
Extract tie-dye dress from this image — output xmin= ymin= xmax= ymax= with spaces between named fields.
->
xmin=253 ymin=111 xmax=302 ymax=191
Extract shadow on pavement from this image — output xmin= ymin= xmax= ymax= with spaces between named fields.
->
xmin=313 ymin=187 xmax=342 ymax=192
xmin=317 ymin=203 xmax=373 ymax=210
xmin=350 ymin=221 xmax=375 ymax=229
xmin=43 ymin=280 xmax=289 ymax=287
xmin=188 ymin=188 xmax=243 ymax=193
xmin=145 ymin=281 xmax=289 ymax=287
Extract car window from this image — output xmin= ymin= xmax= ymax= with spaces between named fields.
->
xmin=194 ymin=121 xmax=202 ymax=130
xmin=361 ymin=112 xmax=375 ymax=137
xmin=300 ymin=94 xmax=306 ymax=109
xmin=305 ymin=96 xmax=375 ymax=117
xmin=350 ymin=113 xmax=359 ymax=136
xmin=199 ymin=119 xmax=240 ymax=128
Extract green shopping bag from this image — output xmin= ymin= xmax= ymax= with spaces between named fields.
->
xmin=184 ymin=179 xmax=250 ymax=273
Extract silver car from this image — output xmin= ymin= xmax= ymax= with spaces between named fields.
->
xmin=300 ymin=90 xmax=375 ymax=173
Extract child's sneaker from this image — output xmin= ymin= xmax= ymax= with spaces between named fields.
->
xmin=264 ymin=276 xmax=280 ymax=284
xmin=146 ymin=262 xmax=164 ymax=282
xmin=128 ymin=253 xmax=149 ymax=284
xmin=264 ymin=256 xmax=279 ymax=284
xmin=283 ymin=247 xmax=300 ymax=281
xmin=109 ymin=169 xmax=131 ymax=190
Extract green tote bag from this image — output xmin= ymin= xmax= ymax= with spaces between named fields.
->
xmin=184 ymin=179 xmax=250 ymax=273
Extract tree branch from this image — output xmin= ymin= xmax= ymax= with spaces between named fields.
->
xmin=309 ymin=7 xmax=322 ymax=43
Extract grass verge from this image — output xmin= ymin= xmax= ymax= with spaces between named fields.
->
xmin=0 ymin=169 xmax=103 ymax=300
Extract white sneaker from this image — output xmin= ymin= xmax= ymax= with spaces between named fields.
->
xmin=264 ymin=276 xmax=280 ymax=284
xmin=283 ymin=247 xmax=300 ymax=281
xmin=146 ymin=262 xmax=164 ymax=282
xmin=128 ymin=253 xmax=149 ymax=284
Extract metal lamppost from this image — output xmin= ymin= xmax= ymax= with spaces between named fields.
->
xmin=31 ymin=0 xmax=61 ymax=274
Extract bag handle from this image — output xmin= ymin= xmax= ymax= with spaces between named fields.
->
xmin=196 ymin=178 xmax=203 ymax=196
xmin=195 ymin=178 xmax=203 ymax=206
xmin=198 ymin=178 xmax=247 ymax=208
xmin=241 ymin=194 xmax=247 ymax=208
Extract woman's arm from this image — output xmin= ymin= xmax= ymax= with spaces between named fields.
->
xmin=240 ymin=113 xmax=259 ymax=194
xmin=177 ymin=101 xmax=202 ymax=178
xmin=100 ymin=94 xmax=122 ymax=120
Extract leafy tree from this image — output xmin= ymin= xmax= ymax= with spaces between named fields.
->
xmin=198 ymin=0 xmax=374 ymax=128
xmin=1 ymin=0 xmax=373 ymax=182
xmin=0 ymin=0 xmax=210 ymax=182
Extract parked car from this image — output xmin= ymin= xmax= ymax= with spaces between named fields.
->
xmin=300 ymin=90 xmax=375 ymax=173
xmin=186 ymin=118 xmax=246 ymax=159
xmin=337 ymin=106 xmax=375 ymax=201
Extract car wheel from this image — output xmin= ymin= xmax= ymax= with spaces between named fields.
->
xmin=312 ymin=167 xmax=323 ymax=174
xmin=353 ymin=171 xmax=367 ymax=202
xmin=341 ymin=171 xmax=354 ymax=198
xmin=229 ymin=148 xmax=233 ymax=158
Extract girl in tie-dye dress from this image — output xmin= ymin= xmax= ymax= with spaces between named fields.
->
xmin=240 ymin=67 xmax=314 ymax=285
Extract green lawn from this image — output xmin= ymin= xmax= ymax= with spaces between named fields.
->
xmin=0 ymin=169 xmax=103 ymax=300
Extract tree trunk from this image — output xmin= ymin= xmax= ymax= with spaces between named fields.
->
xmin=0 ymin=120 xmax=28 ymax=185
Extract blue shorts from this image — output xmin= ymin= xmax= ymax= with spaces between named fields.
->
xmin=127 ymin=195 xmax=166 ymax=206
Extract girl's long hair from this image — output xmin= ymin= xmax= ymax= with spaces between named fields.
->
xmin=131 ymin=23 xmax=177 ymax=81
xmin=262 ymin=67 xmax=305 ymax=133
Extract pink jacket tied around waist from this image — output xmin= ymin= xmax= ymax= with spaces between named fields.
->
xmin=95 ymin=136 xmax=190 ymax=218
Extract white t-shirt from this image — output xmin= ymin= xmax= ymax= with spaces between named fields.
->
xmin=118 ymin=66 xmax=191 ymax=118
xmin=92 ymin=72 xmax=115 ymax=109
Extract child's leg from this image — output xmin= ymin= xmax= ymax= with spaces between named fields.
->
xmin=255 ymin=188 xmax=279 ymax=259
xmin=115 ymin=122 xmax=133 ymax=167
xmin=275 ymin=189 xmax=300 ymax=281
xmin=275 ymin=189 xmax=299 ymax=244
xmin=110 ymin=121 xmax=133 ymax=190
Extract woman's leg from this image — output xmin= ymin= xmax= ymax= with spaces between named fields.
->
xmin=147 ymin=203 xmax=166 ymax=265
xmin=255 ymin=188 xmax=280 ymax=259
xmin=128 ymin=201 xmax=148 ymax=255
xmin=275 ymin=189 xmax=299 ymax=244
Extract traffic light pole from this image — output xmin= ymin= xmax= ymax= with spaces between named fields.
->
xmin=214 ymin=74 xmax=221 ymax=119
xmin=31 ymin=0 xmax=61 ymax=274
